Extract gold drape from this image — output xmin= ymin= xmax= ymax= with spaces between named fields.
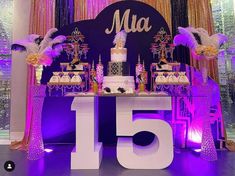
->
xmin=74 ymin=0 xmax=87 ymax=21
xmin=74 ymin=0 xmax=117 ymax=21
xmin=188 ymin=0 xmax=214 ymax=35
xmin=75 ymin=0 xmax=218 ymax=81
xmin=74 ymin=0 xmax=172 ymax=33
xmin=29 ymin=0 xmax=55 ymax=35
xmin=139 ymin=0 xmax=172 ymax=32
xmin=188 ymin=0 xmax=218 ymax=82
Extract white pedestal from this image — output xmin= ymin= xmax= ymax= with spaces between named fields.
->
xmin=71 ymin=97 xmax=103 ymax=169
xmin=70 ymin=96 xmax=174 ymax=169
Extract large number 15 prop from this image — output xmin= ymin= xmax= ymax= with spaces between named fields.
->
xmin=116 ymin=97 xmax=173 ymax=169
xmin=71 ymin=96 xmax=173 ymax=169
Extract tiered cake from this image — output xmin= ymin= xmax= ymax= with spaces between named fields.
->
xmin=103 ymin=31 xmax=135 ymax=94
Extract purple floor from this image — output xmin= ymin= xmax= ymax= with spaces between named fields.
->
xmin=0 ymin=144 xmax=234 ymax=176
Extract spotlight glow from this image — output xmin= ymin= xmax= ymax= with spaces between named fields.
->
xmin=194 ymin=149 xmax=201 ymax=153
xmin=44 ymin=148 xmax=53 ymax=153
xmin=188 ymin=125 xmax=202 ymax=144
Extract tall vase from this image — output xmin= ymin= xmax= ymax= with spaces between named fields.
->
xmin=27 ymin=85 xmax=46 ymax=160
xmin=96 ymin=62 xmax=103 ymax=93
xmin=191 ymin=51 xmax=216 ymax=85
xmin=139 ymin=83 xmax=145 ymax=92
xmin=201 ymin=119 xmax=218 ymax=161
xmin=35 ymin=65 xmax=43 ymax=85
xmin=199 ymin=59 xmax=209 ymax=84
xmin=92 ymin=82 xmax=98 ymax=94
xmin=198 ymin=85 xmax=218 ymax=161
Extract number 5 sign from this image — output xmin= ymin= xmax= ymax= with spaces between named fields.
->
xmin=71 ymin=96 xmax=173 ymax=169
xmin=116 ymin=97 xmax=173 ymax=169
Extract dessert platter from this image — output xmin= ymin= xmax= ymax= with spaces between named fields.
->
xmin=47 ymin=63 xmax=90 ymax=96
xmin=47 ymin=29 xmax=90 ymax=96
xmin=47 ymin=29 xmax=191 ymax=97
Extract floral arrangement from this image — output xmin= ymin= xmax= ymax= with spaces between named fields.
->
xmin=11 ymin=28 xmax=66 ymax=67
xmin=173 ymin=26 xmax=227 ymax=59
xmin=26 ymin=53 xmax=53 ymax=66
xmin=195 ymin=45 xmax=219 ymax=58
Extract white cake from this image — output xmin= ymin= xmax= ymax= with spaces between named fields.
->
xmin=111 ymin=48 xmax=127 ymax=62
xmin=103 ymin=76 xmax=135 ymax=93
xmin=103 ymin=31 xmax=135 ymax=94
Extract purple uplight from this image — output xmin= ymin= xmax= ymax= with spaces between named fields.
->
xmin=188 ymin=129 xmax=202 ymax=144
xmin=44 ymin=148 xmax=53 ymax=153
xmin=187 ymin=119 xmax=203 ymax=146
xmin=193 ymin=149 xmax=201 ymax=153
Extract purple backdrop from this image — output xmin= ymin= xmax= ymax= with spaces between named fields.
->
xmin=41 ymin=1 xmax=173 ymax=145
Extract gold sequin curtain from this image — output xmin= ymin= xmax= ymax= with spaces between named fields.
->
xmin=74 ymin=0 xmax=87 ymax=21
xmin=74 ymin=0 xmax=172 ymax=32
xmin=188 ymin=0 xmax=218 ymax=82
xmin=74 ymin=0 xmax=116 ymax=21
xmin=138 ymin=0 xmax=172 ymax=32
xmin=29 ymin=0 xmax=55 ymax=35
xmin=188 ymin=0 xmax=214 ymax=34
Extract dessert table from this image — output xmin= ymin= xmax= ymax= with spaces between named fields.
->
xmin=28 ymin=90 xmax=218 ymax=167
xmin=27 ymin=64 xmax=223 ymax=169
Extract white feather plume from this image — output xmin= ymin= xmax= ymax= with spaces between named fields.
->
xmin=113 ymin=30 xmax=127 ymax=47
xmin=11 ymin=28 xmax=66 ymax=66
xmin=12 ymin=39 xmax=39 ymax=53
xmin=27 ymin=34 xmax=41 ymax=43
xmin=196 ymin=28 xmax=213 ymax=46
xmin=174 ymin=28 xmax=197 ymax=49
xmin=40 ymin=44 xmax=63 ymax=58
xmin=39 ymin=28 xmax=58 ymax=53
xmin=173 ymin=26 xmax=228 ymax=50
xmin=195 ymin=28 xmax=227 ymax=48
xmin=173 ymin=27 xmax=199 ymax=49
xmin=49 ymin=35 xmax=67 ymax=47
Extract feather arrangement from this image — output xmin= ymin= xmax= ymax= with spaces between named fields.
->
xmin=113 ymin=30 xmax=127 ymax=48
xmin=173 ymin=27 xmax=199 ymax=50
xmin=11 ymin=28 xmax=66 ymax=66
xmin=173 ymin=26 xmax=228 ymax=58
